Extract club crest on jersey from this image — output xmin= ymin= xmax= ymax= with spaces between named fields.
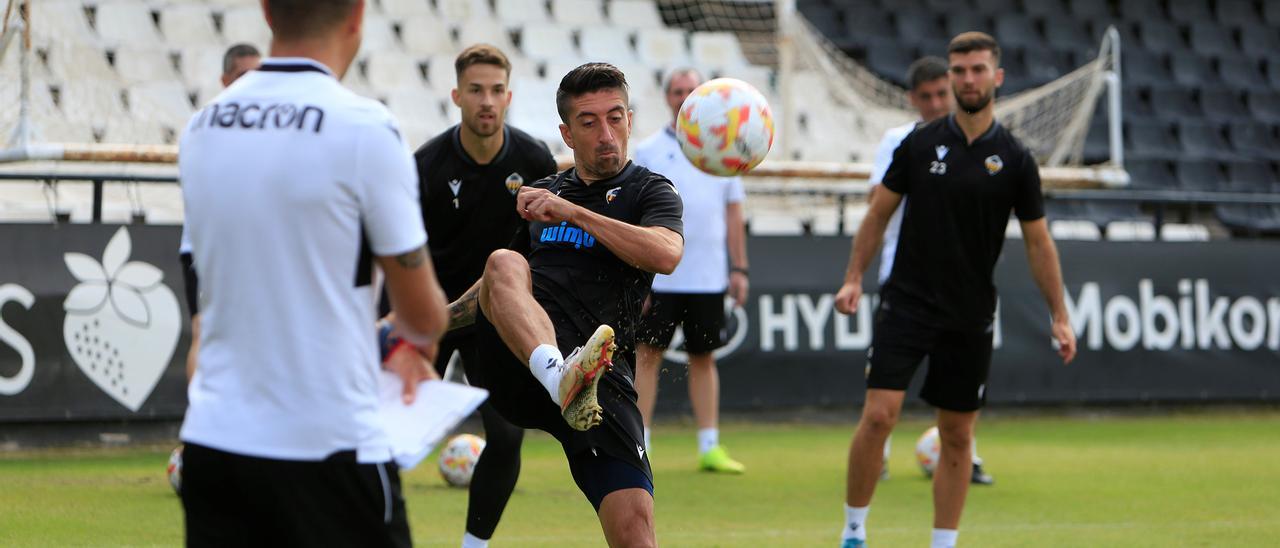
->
xmin=605 ymin=187 xmax=620 ymax=204
xmin=935 ymin=145 xmax=949 ymax=160
xmin=984 ymin=155 xmax=1004 ymax=175
xmin=505 ymin=172 xmax=523 ymax=195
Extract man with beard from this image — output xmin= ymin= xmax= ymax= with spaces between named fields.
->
xmin=832 ymin=33 xmax=1077 ymax=548
xmin=867 ymin=56 xmax=994 ymax=486
xmin=446 ymin=63 xmax=682 ymax=547
xmin=409 ymin=44 xmax=557 ymax=548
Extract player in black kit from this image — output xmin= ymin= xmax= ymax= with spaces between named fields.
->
xmin=445 ymin=63 xmax=682 ymax=547
xmin=832 ymin=33 xmax=1077 ymax=548
xmin=411 ymin=45 xmax=556 ymax=548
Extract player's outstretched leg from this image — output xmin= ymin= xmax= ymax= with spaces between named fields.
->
xmin=478 ymin=250 xmax=615 ymax=430
xmin=462 ymin=402 xmax=524 ymax=545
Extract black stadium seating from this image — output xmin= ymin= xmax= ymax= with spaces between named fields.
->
xmin=797 ymin=0 xmax=1280 ymax=233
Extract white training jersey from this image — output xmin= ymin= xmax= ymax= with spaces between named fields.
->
xmin=869 ymin=120 xmax=918 ymax=286
xmin=633 ymin=127 xmax=745 ymax=294
xmin=178 ymin=58 xmax=427 ymax=463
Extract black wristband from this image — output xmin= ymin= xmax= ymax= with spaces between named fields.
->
xmin=731 ymin=267 xmax=749 ymax=276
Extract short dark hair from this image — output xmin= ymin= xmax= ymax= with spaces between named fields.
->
xmin=454 ymin=44 xmax=512 ymax=82
xmin=662 ymin=67 xmax=703 ymax=94
xmin=948 ymin=31 xmax=1001 ymax=65
xmin=905 ymin=56 xmax=948 ymax=91
xmin=222 ymin=43 xmax=261 ymax=76
xmin=555 ymin=63 xmax=629 ymax=123
xmin=265 ymin=0 xmax=359 ymax=41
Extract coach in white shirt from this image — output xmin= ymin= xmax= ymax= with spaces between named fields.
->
xmin=633 ymin=68 xmax=750 ymax=474
xmin=177 ymin=1 xmax=448 ymax=546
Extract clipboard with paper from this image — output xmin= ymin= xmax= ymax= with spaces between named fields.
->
xmin=378 ymin=373 xmax=489 ymax=470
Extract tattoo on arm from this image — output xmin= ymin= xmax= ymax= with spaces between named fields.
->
xmin=447 ymin=290 xmax=479 ymax=332
xmin=394 ymin=247 xmax=427 ymax=268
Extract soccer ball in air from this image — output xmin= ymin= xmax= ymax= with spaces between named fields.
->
xmin=438 ymin=433 xmax=486 ymax=488
xmin=166 ymin=445 xmax=183 ymax=495
xmin=676 ymin=77 xmax=775 ymax=176
xmin=915 ymin=426 xmax=941 ymax=477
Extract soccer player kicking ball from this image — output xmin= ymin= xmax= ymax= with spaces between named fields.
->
xmin=833 ymin=33 xmax=1077 ymax=548
xmin=446 ymin=63 xmax=683 ymax=547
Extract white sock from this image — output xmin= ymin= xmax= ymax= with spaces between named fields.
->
xmin=528 ymin=344 xmax=565 ymax=401
xmin=841 ymin=505 xmax=868 ymax=541
xmin=931 ymin=528 xmax=958 ymax=548
xmin=643 ymin=426 xmax=652 ymax=452
xmin=883 ymin=434 xmax=892 ymax=460
xmin=461 ymin=532 xmax=489 ymax=548
xmin=971 ymin=438 xmax=982 ymax=465
xmin=697 ymin=427 xmax=718 ymax=454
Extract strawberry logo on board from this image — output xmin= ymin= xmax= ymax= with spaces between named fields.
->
xmin=62 ymin=227 xmax=180 ymax=411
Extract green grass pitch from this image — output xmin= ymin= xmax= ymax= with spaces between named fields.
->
xmin=2 ymin=411 xmax=1278 ymax=547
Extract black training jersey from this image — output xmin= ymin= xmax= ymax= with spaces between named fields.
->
xmin=514 ymin=161 xmax=684 ymax=358
xmin=415 ymin=125 xmax=557 ymax=300
xmin=881 ymin=114 xmax=1045 ymax=331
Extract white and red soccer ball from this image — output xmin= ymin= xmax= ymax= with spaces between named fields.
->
xmin=675 ymin=78 xmax=774 ymax=177
xmin=438 ymin=433 xmax=486 ymax=488
xmin=915 ymin=426 xmax=941 ymax=477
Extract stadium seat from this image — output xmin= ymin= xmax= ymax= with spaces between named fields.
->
xmin=1178 ymin=120 xmax=1235 ymax=161
xmin=893 ymin=13 xmax=941 ymax=45
xmin=113 ymin=47 xmax=180 ymax=85
xmin=1225 ymin=160 xmax=1277 ymax=191
xmin=865 ymin=43 xmax=914 ymax=87
xmin=506 ymin=77 xmax=563 ymax=148
xmin=94 ymin=1 xmax=164 ymax=48
xmin=1174 ymin=158 xmax=1223 ymax=191
xmin=842 ymin=9 xmax=895 ymax=50
xmin=1104 ymin=221 xmax=1156 ymax=241
xmin=1188 ymin=22 xmax=1237 ymax=58
xmin=798 ymin=4 xmax=844 ymax=42
xmin=29 ymin=0 xmax=98 ymax=46
xmin=1199 ymin=88 xmax=1251 ymax=123
xmin=127 ymin=80 xmax=194 ymax=130
xmin=1121 ymin=88 xmax=1154 ymax=119
xmin=158 ymin=4 xmax=222 ymax=48
xmin=363 ymin=52 xmax=424 ymax=91
xmin=993 ymin=14 xmax=1044 ymax=51
xmin=384 ymin=87 xmax=447 ymax=133
xmin=519 ymin=26 xmax=576 ymax=60
xmin=400 ymin=16 xmax=454 ymax=57
xmin=1215 ymin=204 xmax=1280 ymax=234
xmin=943 ymin=12 xmax=993 ymax=41
xmin=423 ymin=54 xmax=456 ymax=91
xmin=59 ymin=79 xmax=130 ymax=127
xmin=971 ymin=0 xmax=1018 ymax=14
xmin=1068 ymin=0 xmax=1111 ymax=19
xmin=436 ymin=0 xmax=492 ymax=21
xmin=1246 ymin=90 xmax=1280 ymax=123
xmin=1124 ymin=158 xmax=1176 ymax=190
xmin=1087 ymin=202 xmax=1148 ymax=228
xmin=1170 ymin=54 xmax=1220 ymax=88
xmin=100 ymin=118 xmax=168 ymax=146
xmin=1215 ymin=0 xmax=1259 ymax=27
xmin=358 ymin=14 xmax=402 ymax=56
xmin=552 ymin=0 xmax=605 ymax=26
xmin=1049 ymin=219 xmax=1103 ymax=240
xmin=1159 ymin=224 xmax=1211 ymax=241
xmin=1149 ymin=88 xmax=1201 ymax=121
xmin=1136 ymin=20 xmax=1187 ymax=55
xmin=457 ymin=20 xmax=517 ymax=54
xmin=608 ymin=0 xmax=666 ymax=29
xmin=1168 ymin=0 xmax=1212 ymax=24
xmin=1218 ymin=58 xmax=1270 ymax=92
xmin=1083 ymin=118 xmax=1112 ymax=164
xmin=495 ymin=0 xmax=551 ymax=25
xmin=1117 ymin=0 xmax=1164 ymax=21
xmin=379 ymin=0 xmax=434 ymax=18
xmin=1024 ymin=0 xmax=1068 ymax=18
xmin=1227 ymin=122 xmax=1280 ymax=161
xmin=1044 ymin=19 xmax=1092 ymax=53
xmin=1122 ymin=49 xmax=1170 ymax=88
xmin=1266 ymin=2 xmax=1280 ymax=26
xmin=1126 ymin=119 xmax=1179 ymax=160
xmin=1266 ymin=60 xmax=1280 ymax=91
xmin=44 ymin=43 xmax=119 ymax=83
xmin=579 ymin=27 xmax=639 ymax=65
xmin=220 ymin=7 xmax=272 ymax=50
xmin=177 ymin=46 xmax=224 ymax=90
xmin=690 ymin=32 xmax=751 ymax=69
xmin=635 ymin=28 xmax=692 ymax=68
xmin=1022 ymin=48 xmax=1071 ymax=83
xmin=1239 ymin=23 xmax=1280 ymax=60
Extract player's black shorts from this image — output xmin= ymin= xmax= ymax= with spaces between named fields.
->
xmin=435 ymin=329 xmax=480 ymax=377
xmin=470 ymin=307 xmax=654 ymax=505
xmin=636 ymin=292 xmax=726 ymax=354
xmin=181 ymin=443 xmax=410 ymax=548
xmin=865 ymin=303 xmax=993 ymax=412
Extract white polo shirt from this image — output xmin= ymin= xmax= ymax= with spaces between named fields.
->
xmin=633 ymin=127 xmax=745 ymax=294
xmin=178 ymin=58 xmax=427 ymax=463
xmin=869 ymin=120 xmax=917 ymax=285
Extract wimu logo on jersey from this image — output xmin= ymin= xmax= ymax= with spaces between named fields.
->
xmin=539 ymin=222 xmax=597 ymax=249
xmin=192 ymin=102 xmax=325 ymax=133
